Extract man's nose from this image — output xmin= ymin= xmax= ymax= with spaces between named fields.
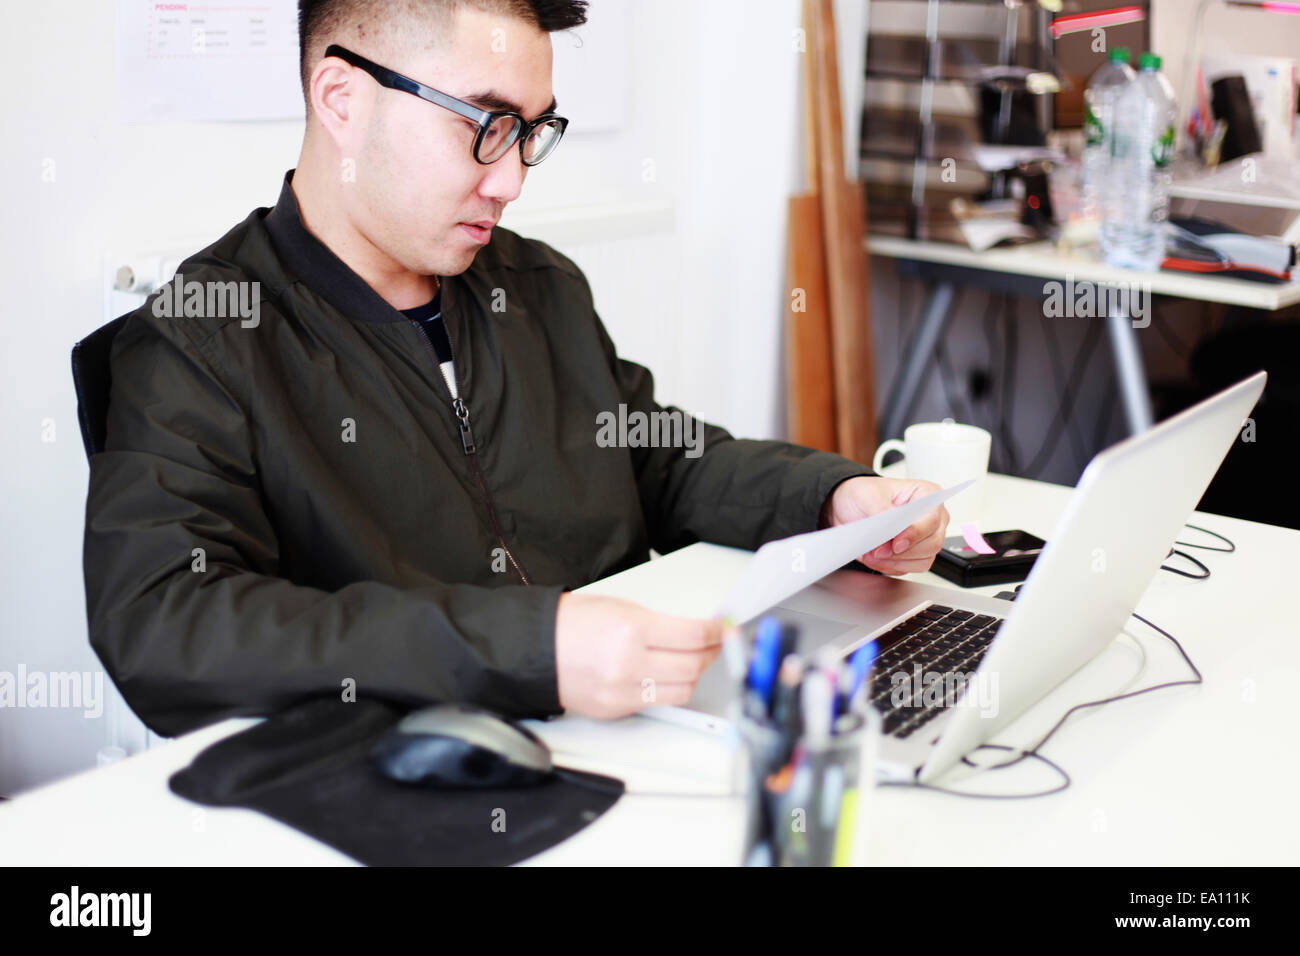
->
xmin=477 ymin=148 xmax=528 ymax=204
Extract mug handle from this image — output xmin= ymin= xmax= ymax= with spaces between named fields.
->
xmin=872 ymin=439 xmax=906 ymax=473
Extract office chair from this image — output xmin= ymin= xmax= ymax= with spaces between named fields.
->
xmin=70 ymin=315 xmax=128 ymax=461
xmin=71 ymin=313 xmax=176 ymax=752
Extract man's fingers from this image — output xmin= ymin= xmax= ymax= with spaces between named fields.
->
xmin=899 ymin=506 xmax=948 ymax=551
xmin=892 ymin=483 xmax=919 ymax=506
xmin=899 ymin=520 xmax=947 ymax=555
xmin=868 ymin=509 xmax=948 ymax=560
xmin=644 ymin=616 xmax=725 ymax=652
xmin=643 ymin=645 xmax=721 ymax=683
xmin=864 ymin=528 xmax=946 ymax=566
xmin=644 ymin=681 xmax=701 ymax=708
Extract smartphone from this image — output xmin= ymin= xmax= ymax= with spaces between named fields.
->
xmin=931 ymin=529 xmax=1047 ymax=588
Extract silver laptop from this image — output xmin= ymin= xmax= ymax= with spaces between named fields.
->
xmin=659 ymin=371 xmax=1266 ymax=784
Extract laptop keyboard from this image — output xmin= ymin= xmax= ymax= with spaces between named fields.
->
xmin=866 ymin=604 xmax=1005 ymax=739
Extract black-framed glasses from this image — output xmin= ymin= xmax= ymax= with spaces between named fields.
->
xmin=325 ymin=44 xmax=568 ymax=167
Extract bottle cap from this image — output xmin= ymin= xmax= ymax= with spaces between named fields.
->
xmin=1140 ymin=52 xmax=1161 ymax=71
xmin=1109 ymin=47 xmax=1131 ymax=64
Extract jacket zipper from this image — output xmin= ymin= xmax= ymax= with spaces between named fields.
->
xmin=408 ymin=316 xmax=532 ymax=586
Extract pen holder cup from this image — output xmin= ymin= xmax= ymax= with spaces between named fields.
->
xmin=737 ymin=705 xmax=881 ymax=867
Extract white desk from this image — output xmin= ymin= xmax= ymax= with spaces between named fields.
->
xmin=867 ymin=234 xmax=1300 ymax=441
xmin=868 ymin=236 xmax=1300 ymax=312
xmin=3 ymin=470 xmax=1298 ymax=865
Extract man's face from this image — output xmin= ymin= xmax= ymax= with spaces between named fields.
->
xmin=349 ymin=9 xmax=555 ymax=278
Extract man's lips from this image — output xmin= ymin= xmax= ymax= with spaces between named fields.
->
xmin=458 ymin=220 xmax=497 ymax=244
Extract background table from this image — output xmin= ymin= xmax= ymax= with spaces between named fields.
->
xmin=868 ymin=235 xmax=1300 ymax=440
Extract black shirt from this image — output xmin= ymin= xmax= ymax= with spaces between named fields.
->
xmin=402 ymin=289 xmax=452 ymax=363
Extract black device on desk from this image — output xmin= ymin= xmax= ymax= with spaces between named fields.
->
xmin=931 ymin=529 xmax=1046 ymax=588
xmin=370 ymin=703 xmax=554 ymax=789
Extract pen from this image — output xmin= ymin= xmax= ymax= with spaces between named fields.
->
xmin=776 ymin=621 xmax=800 ymax=665
xmin=834 ymin=654 xmax=863 ymax=723
xmin=832 ymin=788 xmax=859 ymax=867
xmin=847 ymin=640 xmax=879 ymax=702
xmin=777 ymin=749 xmax=815 ymax=864
xmin=799 ymin=661 xmax=835 ymax=864
xmin=818 ymin=760 xmax=845 ymax=865
xmin=771 ymin=655 xmax=804 ymax=762
xmin=745 ymin=616 xmax=783 ymax=719
xmin=801 ymin=665 xmax=833 ymax=746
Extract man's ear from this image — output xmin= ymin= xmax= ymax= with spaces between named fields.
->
xmin=309 ymin=53 xmax=362 ymax=148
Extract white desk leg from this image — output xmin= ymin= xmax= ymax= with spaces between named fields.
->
xmin=1105 ymin=304 xmax=1155 ymax=434
xmin=880 ymin=279 xmax=957 ymax=441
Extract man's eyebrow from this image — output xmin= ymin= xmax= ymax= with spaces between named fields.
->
xmin=462 ymin=89 xmax=558 ymax=118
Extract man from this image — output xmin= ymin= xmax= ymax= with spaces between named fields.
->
xmin=83 ymin=0 xmax=946 ymax=738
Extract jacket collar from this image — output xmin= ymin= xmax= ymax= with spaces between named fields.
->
xmin=264 ymin=169 xmax=457 ymax=326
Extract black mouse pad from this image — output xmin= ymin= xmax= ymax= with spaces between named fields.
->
xmin=168 ymin=697 xmax=624 ymax=866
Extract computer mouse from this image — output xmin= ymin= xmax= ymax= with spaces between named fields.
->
xmin=370 ymin=703 xmax=554 ymax=789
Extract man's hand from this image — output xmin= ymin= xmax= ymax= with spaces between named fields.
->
xmin=820 ymin=476 xmax=949 ymax=576
xmin=554 ymin=593 xmax=724 ymax=719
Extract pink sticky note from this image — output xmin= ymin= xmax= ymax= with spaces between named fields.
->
xmin=960 ymin=522 xmax=996 ymax=555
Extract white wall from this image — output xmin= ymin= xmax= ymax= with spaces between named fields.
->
xmin=1 ymin=0 xmax=864 ymax=794
xmin=2 ymin=0 xmax=303 ymax=795
xmin=1152 ymin=0 xmax=1300 ymax=118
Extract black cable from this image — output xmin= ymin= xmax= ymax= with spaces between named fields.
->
xmin=878 ymin=525 xmax=1233 ymax=800
xmin=998 ymin=294 xmax=1022 ymax=474
xmin=934 ymin=337 xmax=977 ymax=427
xmin=1159 ymin=548 xmax=1211 ymax=579
xmin=982 ymin=293 xmax=1004 ymax=472
xmin=1092 ymin=377 xmax=1117 ymax=450
xmin=1152 ymin=299 xmax=1195 ymax=359
xmin=881 ymin=610 xmax=1204 ymax=800
xmin=1019 ymin=610 xmax=1204 ymax=758
xmin=898 ymin=278 xmax=915 ymax=365
xmin=1022 ymin=315 xmax=1102 ymax=479
xmin=1041 ymin=307 xmax=1093 ymax=471
xmin=981 ymin=292 xmax=1018 ymax=474
xmin=879 ymin=744 xmax=1071 ymax=799
xmin=1164 ymin=522 xmax=1232 ymax=574
xmin=1175 ymin=523 xmax=1236 ymax=552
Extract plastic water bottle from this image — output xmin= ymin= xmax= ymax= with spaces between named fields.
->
xmin=1105 ymin=52 xmax=1177 ymax=271
xmin=1082 ymin=47 xmax=1134 ymax=254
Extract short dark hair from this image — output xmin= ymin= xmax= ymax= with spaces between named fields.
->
xmin=298 ymin=0 xmax=588 ymax=105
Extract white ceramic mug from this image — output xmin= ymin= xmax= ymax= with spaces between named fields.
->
xmin=871 ymin=420 xmax=991 ymax=528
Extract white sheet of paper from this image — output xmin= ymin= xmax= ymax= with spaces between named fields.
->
xmin=715 ymin=480 xmax=974 ymax=624
xmin=117 ymin=0 xmax=301 ymax=123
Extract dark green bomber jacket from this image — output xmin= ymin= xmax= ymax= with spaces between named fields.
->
xmin=82 ymin=170 xmax=875 ymax=738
